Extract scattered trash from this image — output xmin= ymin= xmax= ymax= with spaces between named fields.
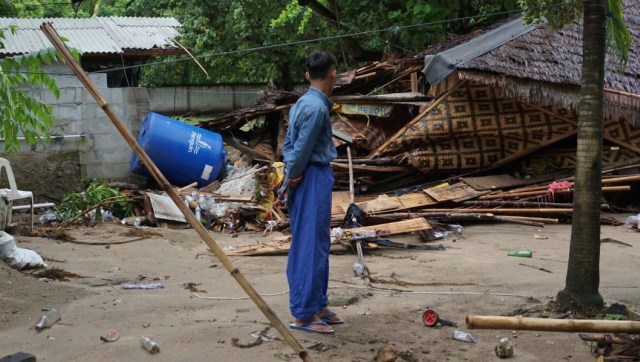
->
xmin=625 ymin=214 xmax=640 ymax=230
xmin=122 ymin=282 xmax=165 ymax=289
xmin=183 ymin=282 xmax=207 ymax=293
xmin=446 ymin=224 xmax=464 ymax=235
xmin=308 ymin=342 xmax=332 ymax=352
xmin=432 ymin=231 xmax=451 ymax=239
xmin=141 ymin=336 xmax=160 ymax=354
xmin=422 ymin=309 xmax=457 ymax=327
xmin=35 ymin=309 xmax=61 ymax=332
xmin=507 ymin=250 xmax=532 ymax=258
xmin=38 ymin=209 xmax=59 ymax=225
xmin=495 ymin=337 xmax=514 ymax=358
xmin=249 ymin=327 xmax=275 ymax=342
xmin=0 ymin=232 xmax=46 ymax=270
xmin=374 ymin=345 xmax=398 ymax=362
xmin=352 ymin=262 xmax=365 ymax=276
xmin=100 ymin=329 xmax=120 ymax=343
xmin=121 ymin=216 xmax=145 ymax=227
xmin=453 ymin=330 xmax=476 ymax=343
xmin=0 ymin=352 xmax=36 ymax=362
xmin=533 ymin=234 xmax=548 ymax=240
xmin=142 ymin=322 xmax=151 ymax=328
xmin=231 ymin=336 xmax=262 ymax=348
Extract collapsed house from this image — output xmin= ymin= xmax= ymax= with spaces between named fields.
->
xmin=193 ymin=5 xmax=639 ymax=227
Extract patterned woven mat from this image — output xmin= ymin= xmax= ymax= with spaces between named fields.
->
xmin=382 ymin=84 xmax=578 ymax=172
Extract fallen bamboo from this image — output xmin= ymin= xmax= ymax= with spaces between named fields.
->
xmin=491 ymin=216 xmax=545 ymax=228
xmin=417 ymin=208 xmax=574 ymax=214
xmin=494 ymin=215 xmax=559 ymax=224
xmin=462 ymin=200 xmax=574 ymax=208
xmin=466 ymin=315 xmax=640 ymax=333
xmin=371 ymin=212 xmax=546 ymax=228
xmin=480 ymin=186 xmax=630 ymax=200
xmin=40 ymin=23 xmax=312 ymax=362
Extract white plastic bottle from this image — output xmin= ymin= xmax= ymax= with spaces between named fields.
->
xmin=35 ymin=309 xmax=61 ymax=331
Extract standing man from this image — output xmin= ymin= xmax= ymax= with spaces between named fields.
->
xmin=278 ymin=50 xmax=344 ymax=334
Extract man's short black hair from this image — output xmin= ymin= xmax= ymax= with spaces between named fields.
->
xmin=306 ymin=51 xmax=337 ymax=80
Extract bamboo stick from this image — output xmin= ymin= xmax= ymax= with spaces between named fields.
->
xmin=463 ymin=200 xmax=574 ymax=208
xmin=177 ymin=182 xmax=198 ymax=192
xmin=40 ymin=23 xmax=312 ymax=362
xmin=491 ymin=216 xmax=545 ymax=228
xmin=347 ymin=147 xmax=355 ymax=205
xmin=417 ymin=208 xmax=574 ymax=214
xmin=601 ymin=174 xmax=640 ymax=184
xmin=466 ymin=315 xmax=640 ymax=334
xmin=496 ymin=215 xmax=559 ymax=224
xmin=480 ymin=185 xmax=630 ymax=200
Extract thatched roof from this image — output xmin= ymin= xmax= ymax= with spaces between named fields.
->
xmin=456 ymin=2 xmax=640 ymax=123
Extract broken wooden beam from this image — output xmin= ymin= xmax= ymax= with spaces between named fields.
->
xmin=343 ymin=217 xmax=431 ymax=237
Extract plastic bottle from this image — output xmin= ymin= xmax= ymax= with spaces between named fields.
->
xmin=141 ymin=336 xmax=160 ymax=354
xmin=507 ymin=250 xmax=532 ymax=258
xmin=447 ymin=224 xmax=464 ymax=235
xmin=35 ymin=309 xmax=61 ymax=332
xmin=194 ymin=206 xmax=202 ymax=223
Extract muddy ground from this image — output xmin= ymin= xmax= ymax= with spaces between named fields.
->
xmin=1 ymin=218 xmax=639 ymax=361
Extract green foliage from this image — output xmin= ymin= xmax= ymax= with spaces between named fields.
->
xmin=606 ymin=0 xmax=632 ymax=70
xmin=57 ymin=180 xmax=134 ymax=221
xmin=518 ymin=0 xmax=582 ymax=28
xmin=0 ymin=29 xmax=57 ymax=153
xmin=0 ymin=27 xmax=80 ymax=153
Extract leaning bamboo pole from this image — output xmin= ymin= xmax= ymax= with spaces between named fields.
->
xmin=40 ymin=23 xmax=312 ymax=362
xmin=467 ymin=315 xmax=640 ymax=334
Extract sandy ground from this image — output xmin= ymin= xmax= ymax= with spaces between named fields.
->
xmin=1 ymin=218 xmax=639 ymax=362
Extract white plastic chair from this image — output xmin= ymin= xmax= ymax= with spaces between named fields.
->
xmin=0 ymin=158 xmax=34 ymax=232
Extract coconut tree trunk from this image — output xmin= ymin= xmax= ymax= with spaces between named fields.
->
xmin=556 ymin=0 xmax=606 ymax=308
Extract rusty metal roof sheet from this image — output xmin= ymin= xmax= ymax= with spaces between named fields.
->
xmin=0 ymin=17 xmax=181 ymax=55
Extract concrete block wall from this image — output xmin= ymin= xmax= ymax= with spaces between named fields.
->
xmin=2 ymin=63 xmax=260 ymax=201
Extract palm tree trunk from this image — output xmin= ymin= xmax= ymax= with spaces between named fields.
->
xmin=556 ymin=0 xmax=606 ymax=308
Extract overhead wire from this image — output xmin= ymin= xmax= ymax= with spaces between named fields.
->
xmin=82 ymin=0 xmax=590 ymax=75
xmin=1 ymin=0 xmax=596 ymax=80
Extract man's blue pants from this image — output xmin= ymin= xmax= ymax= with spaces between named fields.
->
xmin=286 ymin=164 xmax=333 ymax=321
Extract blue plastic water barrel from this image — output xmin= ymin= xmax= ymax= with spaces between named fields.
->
xmin=131 ymin=112 xmax=227 ymax=187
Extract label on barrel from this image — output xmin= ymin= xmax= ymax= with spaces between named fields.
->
xmin=188 ymin=131 xmax=212 ymax=155
xmin=201 ymin=164 xmax=213 ymax=180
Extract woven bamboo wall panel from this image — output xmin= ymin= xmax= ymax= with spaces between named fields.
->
xmin=382 ymin=84 xmax=578 ymax=172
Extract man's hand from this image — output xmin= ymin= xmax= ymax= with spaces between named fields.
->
xmin=288 ymin=175 xmax=303 ymax=188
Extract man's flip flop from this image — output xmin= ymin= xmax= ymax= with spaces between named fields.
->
xmin=320 ymin=311 xmax=344 ymax=325
xmin=289 ymin=321 xmax=334 ymax=334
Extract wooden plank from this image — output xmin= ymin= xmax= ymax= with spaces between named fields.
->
xmin=343 ymin=217 xmax=431 ymax=237
xmin=394 ymin=192 xmax=438 ymax=211
xmin=424 ymin=182 xmax=487 ymax=202
xmin=357 ymin=194 xmax=401 ymax=213
xmin=460 ymin=174 xmax=525 ymax=191
xmin=226 ymin=239 xmax=292 ymax=256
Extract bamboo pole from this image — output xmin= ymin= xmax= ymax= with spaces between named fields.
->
xmin=347 ymin=147 xmax=355 ymax=205
xmin=462 ymin=200 xmax=574 ymax=208
xmin=40 ymin=23 xmax=312 ymax=362
xmin=479 ymin=185 xmax=630 ymax=200
xmin=495 ymin=215 xmax=559 ymax=224
xmin=466 ymin=315 xmax=640 ymax=334
xmin=417 ymin=208 xmax=574 ymax=214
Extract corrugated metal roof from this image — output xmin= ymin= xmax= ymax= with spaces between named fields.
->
xmin=0 ymin=17 xmax=181 ymax=55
